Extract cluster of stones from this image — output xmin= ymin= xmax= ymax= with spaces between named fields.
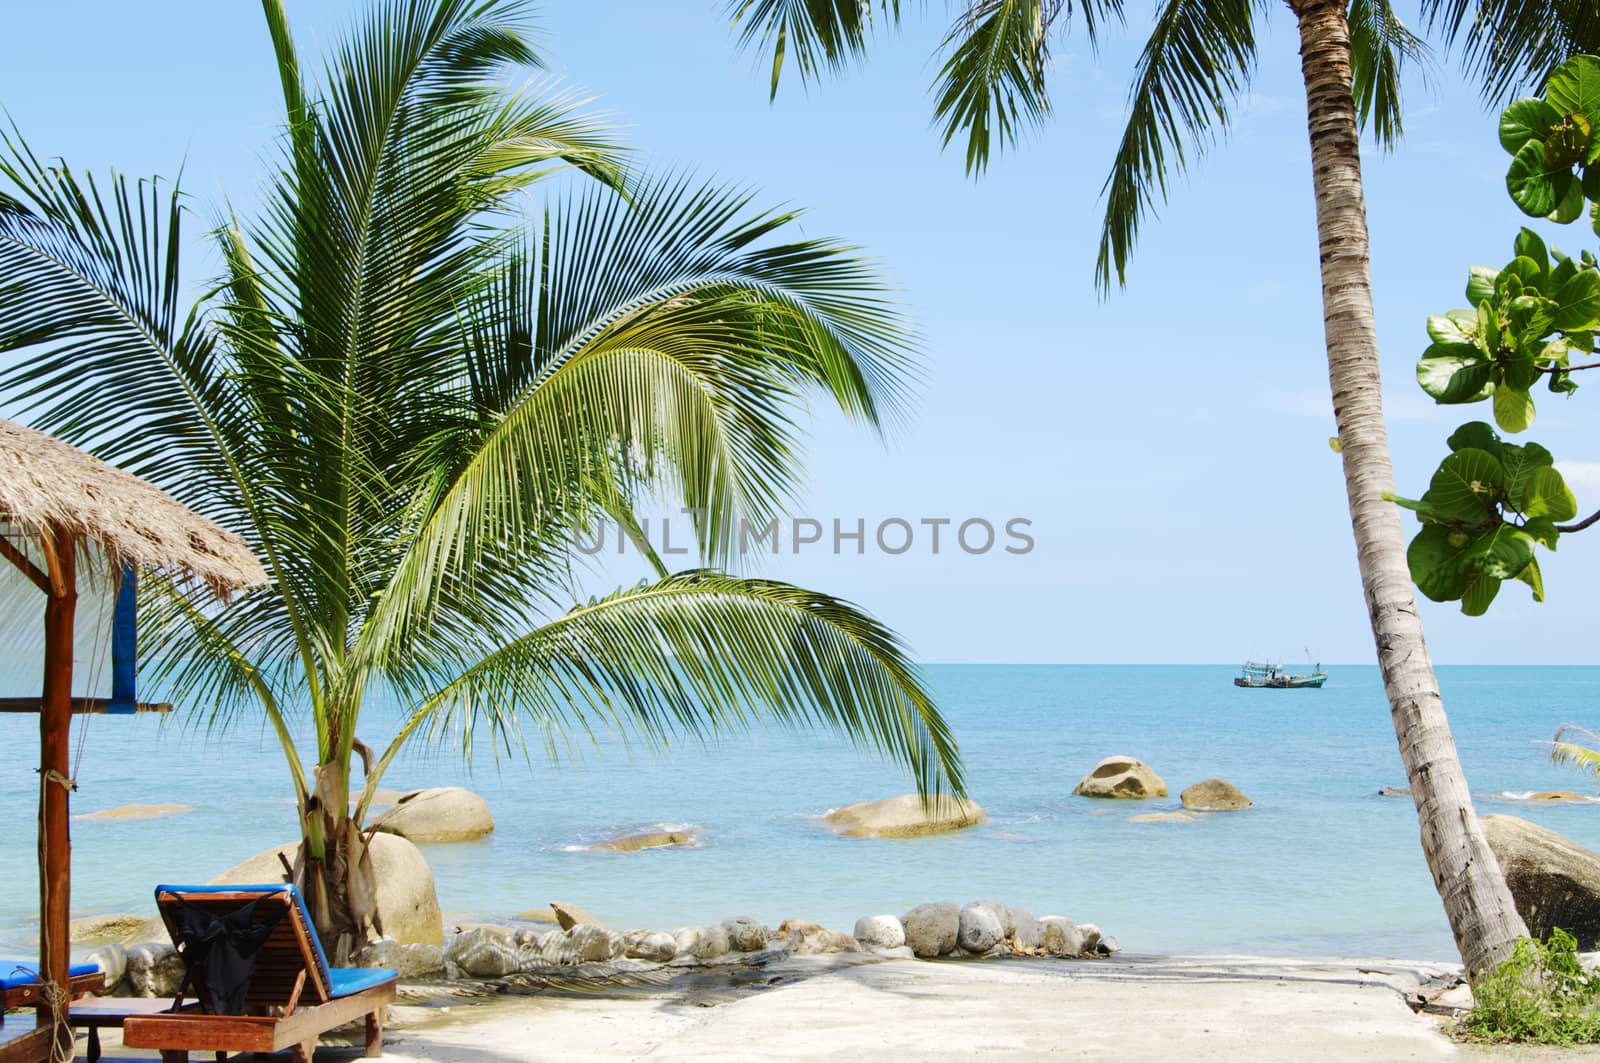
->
xmin=895 ymin=901 xmax=1116 ymax=960
xmin=1070 ymin=755 xmax=1251 ymax=821
xmin=338 ymin=898 xmax=1117 ymax=982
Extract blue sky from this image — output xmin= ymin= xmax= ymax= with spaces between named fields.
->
xmin=1 ymin=2 xmax=1593 ymax=664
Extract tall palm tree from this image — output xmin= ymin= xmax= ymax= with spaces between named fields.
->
xmin=0 ymin=0 xmax=963 ymax=961
xmin=727 ymin=0 xmax=1539 ymax=970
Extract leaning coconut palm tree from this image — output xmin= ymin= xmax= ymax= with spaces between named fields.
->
xmin=728 ymin=0 xmax=1537 ymax=970
xmin=0 ymin=0 xmax=963 ymax=961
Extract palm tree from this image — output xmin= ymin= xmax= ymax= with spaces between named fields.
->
xmin=0 ymin=0 xmax=963 ymax=962
xmin=727 ymin=0 xmax=1538 ymax=970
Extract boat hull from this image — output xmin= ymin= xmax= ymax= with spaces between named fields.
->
xmin=1234 ymin=673 xmax=1328 ymax=689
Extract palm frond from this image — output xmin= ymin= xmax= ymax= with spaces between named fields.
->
xmin=1551 ymin=724 xmax=1600 ymax=779
xmin=1095 ymin=0 xmax=1261 ymax=292
xmin=353 ymin=175 xmax=917 ymax=668
xmin=1347 ymin=0 xmax=1430 ymax=149
xmin=359 ymin=572 xmax=964 ymax=821
xmin=728 ymin=0 xmax=904 ymax=99
xmin=932 ymin=0 xmax=1124 ymax=174
xmin=1421 ymin=0 xmax=1600 ymax=103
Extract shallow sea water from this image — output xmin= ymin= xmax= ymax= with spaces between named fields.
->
xmin=2 ymin=664 xmax=1597 ymax=960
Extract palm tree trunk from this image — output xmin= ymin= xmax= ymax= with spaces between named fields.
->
xmin=1287 ymin=0 xmax=1527 ymax=973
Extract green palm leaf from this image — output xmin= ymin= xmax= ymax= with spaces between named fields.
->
xmin=360 ymin=572 xmax=963 ymax=822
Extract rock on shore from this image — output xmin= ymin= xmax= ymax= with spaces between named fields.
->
xmin=372 ymin=787 xmax=494 ymax=843
xmin=824 ymin=795 xmax=987 ymax=838
xmin=212 ymin=834 xmax=444 ymax=946
xmin=1483 ymin=814 xmax=1600 ymax=948
xmin=1073 ymin=756 xmax=1167 ymax=799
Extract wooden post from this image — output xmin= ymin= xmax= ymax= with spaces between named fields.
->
xmin=38 ymin=525 xmax=75 ymax=1062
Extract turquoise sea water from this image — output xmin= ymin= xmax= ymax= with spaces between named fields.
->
xmin=2 ymin=664 xmax=1598 ymax=961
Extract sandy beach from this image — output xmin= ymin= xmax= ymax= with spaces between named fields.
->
xmin=77 ymin=952 xmax=1588 ymax=1062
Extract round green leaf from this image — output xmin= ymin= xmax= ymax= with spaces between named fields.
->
xmin=1500 ymin=98 xmax=1562 ymax=153
xmin=1408 ymin=524 xmax=1470 ymax=602
xmin=1493 ymin=385 xmax=1536 ymax=432
xmin=1553 ymin=268 xmax=1600 ymax=330
xmin=1461 ymin=524 xmax=1537 ymax=580
xmin=1466 ymin=266 xmax=1500 ymax=306
xmin=1551 ymin=173 xmax=1587 ymax=223
xmin=1508 ymin=140 xmax=1567 ymax=217
xmin=1546 ymin=56 xmax=1600 ymax=124
xmin=1423 ymin=448 xmax=1506 ymax=521
xmin=1417 ymin=352 xmax=1493 ymax=404
xmin=1519 ymin=465 xmax=1578 ymax=521
xmin=1461 ymin=573 xmax=1502 ymax=616
xmin=1515 ymin=228 xmax=1551 ymax=272
xmin=1447 ymin=421 xmax=1503 ymax=456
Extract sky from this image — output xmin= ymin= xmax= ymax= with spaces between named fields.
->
xmin=0 ymin=2 xmax=1594 ymax=665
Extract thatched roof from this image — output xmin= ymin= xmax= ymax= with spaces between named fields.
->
xmin=0 ymin=418 xmax=266 ymax=595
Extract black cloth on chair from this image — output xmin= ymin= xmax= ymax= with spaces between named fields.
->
xmin=169 ymin=896 xmax=286 ymax=1015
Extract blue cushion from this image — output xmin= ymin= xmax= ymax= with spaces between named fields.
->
xmin=154 ymin=882 xmax=332 ymax=989
xmin=0 ymin=962 xmax=99 ymax=990
xmin=327 ymin=967 xmax=397 ymax=999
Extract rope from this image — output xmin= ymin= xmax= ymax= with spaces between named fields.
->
xmin=71 ymin=572 xmax=113 ymax=780
xmin=34 ymin=770 xmax=75 ymax=1063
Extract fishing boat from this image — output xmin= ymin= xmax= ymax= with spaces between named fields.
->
xmin=1234 ymin=660 xmax=1328 ymax=688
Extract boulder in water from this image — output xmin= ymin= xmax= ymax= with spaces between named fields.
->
xmin=70 ymin=914 xmax=149 ymax=944
xmin=1483 ymin=814 xmax=1600 ymax=948
xmin=824 ymin=795 xmax=986 ymax=838
xmin=588 ymin=830 xmax=698 ymax=852
xmin=1180 ymin=778 xmax=1251 ymax=811
xmin=1073 ymin=756 xmax=1168 ymax=799
xmin=550 ymin=901 xmax=607 ymax=931
xmin=372 ymin=787 xmax=494 ymax=842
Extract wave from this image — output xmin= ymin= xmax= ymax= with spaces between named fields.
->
xmin=1492 ymin=790 xmax=1600 ymax=803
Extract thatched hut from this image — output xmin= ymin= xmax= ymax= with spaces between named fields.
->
xmin=0 ymin=418 xmax=264 ymax=1062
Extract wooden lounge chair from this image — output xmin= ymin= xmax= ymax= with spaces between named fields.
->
xmin=0 ymin=961 xmax=105 ymax=1013
xmin=116 ymin=884 xmax=396 ymax=1063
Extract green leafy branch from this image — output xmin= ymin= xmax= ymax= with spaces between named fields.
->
xmin=1396 ymin=56 xmax=1600 ymax=615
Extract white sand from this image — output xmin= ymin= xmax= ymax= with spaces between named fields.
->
xmin=373 ymin=955 xmax=1469 ymax=1062
xmin=86 ymin=953 xmax=1600 ymax=1061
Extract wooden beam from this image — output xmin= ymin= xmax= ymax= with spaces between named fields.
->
xmin=0 ymin=698 xmax=172 ymax=715
xmin=37 ymin=522 xmax=75 ymax=1063
xmin=0 ymin=534 xmax=48 ymax=595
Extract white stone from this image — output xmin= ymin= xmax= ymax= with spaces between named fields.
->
xmin=901 ymin=903 xmax=960 ymax=957
xmin=1010 ymin=907 xmax=1043 ymax=950
xmin=86 ymin=944 xmax=126 ymax=989
xmin=958 ymin=903 xmax=1004 ymax=953
xmin=1040 ymin=916 xmax=1085 ymax=958
xmin=776 ymin=920 xmax=861 ymax=955
xmin=622 ymin=930 xmax=677 ymax=963
xmin=125 ymin=942 xmax=183 ymax=998
xmin=673 ymin=925 xmax=731 ymax=961
xmin=721 ymin=916 xmax=772 ymax=952
xmin=853 ymin=915 xmax=906 ymax=950
xmin=567 ymin=924 xmax=620 ymax=963
xmin=444 ymin=925 xmax=519 ymax=978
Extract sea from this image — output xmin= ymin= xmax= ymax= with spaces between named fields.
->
xmin=1 ymin=664 xmax=1597 ymax=962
